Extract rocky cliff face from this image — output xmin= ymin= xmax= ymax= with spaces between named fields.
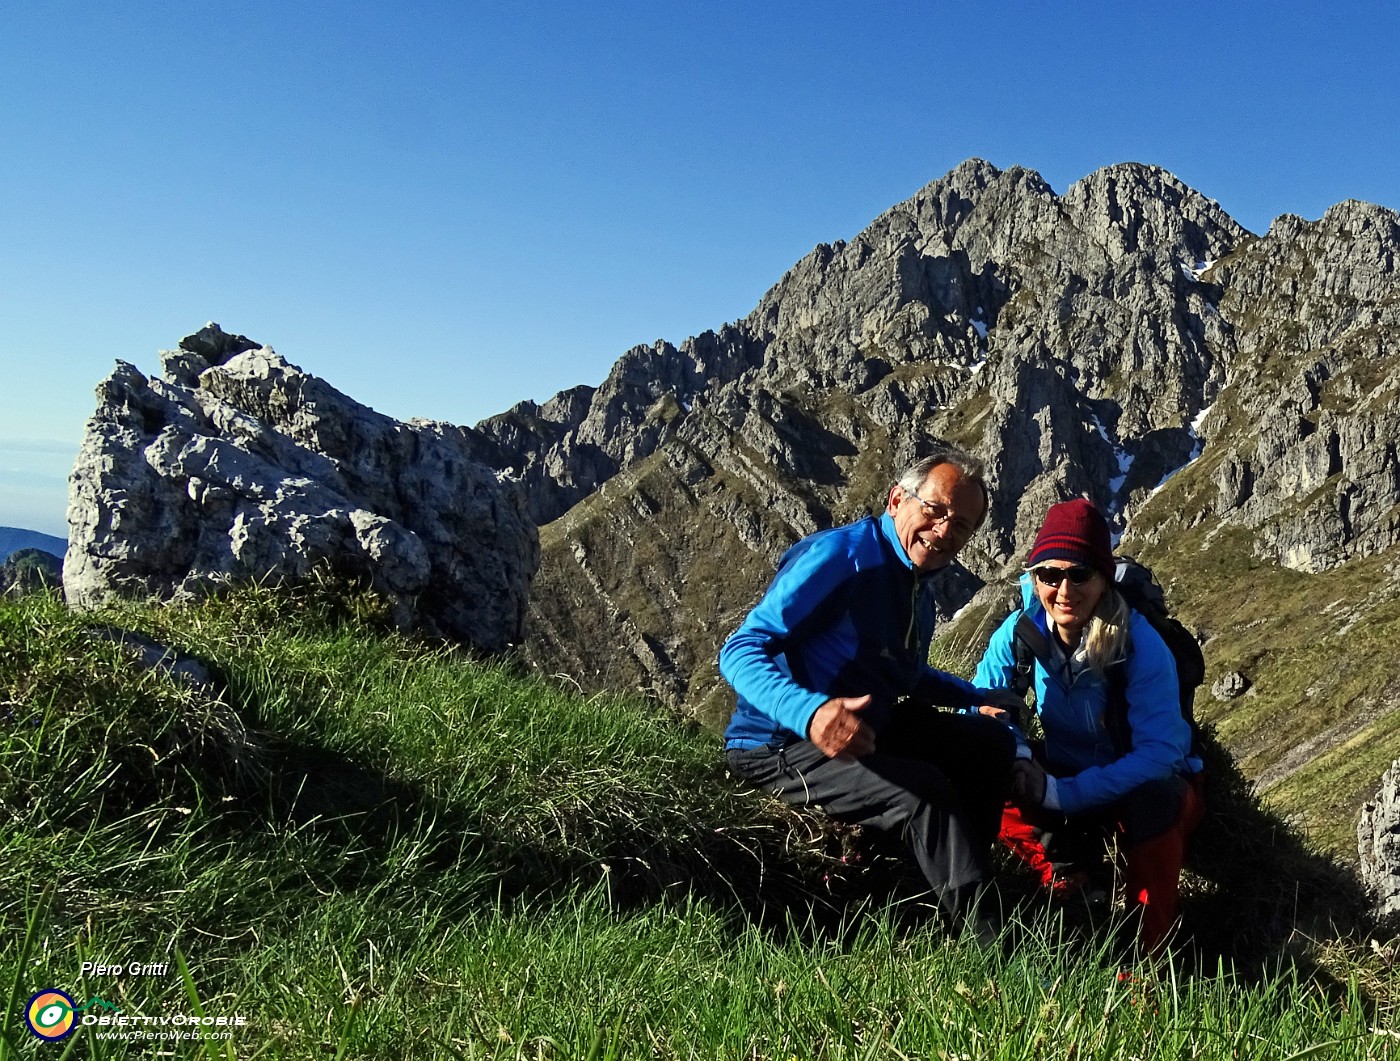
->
xmin=1358 ymin=758 xmax=1400 ymax=917
xmin=492 ymin=160 xmax=1400 ymax=856
xmin=66 ymin=325 xmax=538 ymax=652
xmin=1167 ymin=202 xmax=1400 ymax=572
xmin=507 ymin=160 xmax=1248 ymax=705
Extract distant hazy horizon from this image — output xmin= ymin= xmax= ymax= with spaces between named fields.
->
xmin=0 ymin=438 xmax=76 ymax=538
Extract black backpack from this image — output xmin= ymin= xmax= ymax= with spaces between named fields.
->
xmin=1009 ymin=556 xmax=1205 ymax=756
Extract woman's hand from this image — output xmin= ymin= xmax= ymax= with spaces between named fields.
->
xmin=1011 ymin=758 xmax=1048 ymax=806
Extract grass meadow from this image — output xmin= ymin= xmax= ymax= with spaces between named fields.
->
xmin=2 ymin=586 xmax=1397 ymax=1058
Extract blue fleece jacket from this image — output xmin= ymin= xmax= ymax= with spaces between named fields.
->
xmin=972 ymin=574 xmax=1197 ymax=815
xmin=721 ymin=513 xmax=983 ymax=750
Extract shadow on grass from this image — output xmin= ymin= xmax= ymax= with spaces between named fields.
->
xmin=1184 ymin=726 xmax=1376 ymax=965
xmin=198 ymin=723 xmax=923 ymax=948
xmin=1157 ymin=724 xmax=1398 ymax=1019
xmin=215 ymin=721 xmax=1387 ymax=959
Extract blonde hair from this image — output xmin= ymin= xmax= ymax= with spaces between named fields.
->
xmin=1082 ymin=583 xmax=1130 ymax=677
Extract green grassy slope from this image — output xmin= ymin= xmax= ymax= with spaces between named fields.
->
xmin=2 ymin=588 xmax=1396 ymax=1058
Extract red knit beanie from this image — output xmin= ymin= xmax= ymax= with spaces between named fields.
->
xmin=1026 ymin=499 xmax=1114 ymax=576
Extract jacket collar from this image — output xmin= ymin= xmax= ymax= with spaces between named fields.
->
xmin=878 ymin=512 xmax=911 ymax=569
xmin=878 ymin=511 xmax=945 ymax=584
xmin=1018 ymin=571 xmax=1043 ymax=616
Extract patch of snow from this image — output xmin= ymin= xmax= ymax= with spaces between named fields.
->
xmin=1110 ymin=450 xmax=1134 ymax=495
xmin=495 ymin=466 xmax=522 ymax=484
xmin=1088 ymin=411 xmax=1134 ymax=543
xmin=970 ymin=306 xmax=990 ymax=340
xmin=1148 ymin=400 xmax=1215 ymax=499
xmin=927 ymin=359 xmax=984 ymax=374
xmin=1182 ymin=258 xmax=1218 ymax=281
xmin=1089 ymin=412 xmax=1134 ymax=501
xmin=950 ymin=599 xmax=978 ymax=623
xmin=1190 ymin=403 xmax=1212 ymax=436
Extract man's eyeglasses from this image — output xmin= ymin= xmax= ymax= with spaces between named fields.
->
xmin=1031 ymin=566 xmax=1097 ymax=588
xmin=904 ymin=490 xmax=976 ymax=537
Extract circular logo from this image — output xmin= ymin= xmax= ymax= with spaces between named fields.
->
xmin=26 ymin=989 xmax=77 ymax=1042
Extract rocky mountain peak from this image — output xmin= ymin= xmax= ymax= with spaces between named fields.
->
xmin=1063 ymin=162 xmax=1244 ymax=264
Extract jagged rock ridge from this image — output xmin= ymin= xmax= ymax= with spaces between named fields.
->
xmin=505 ymin=160 xmax=1250 ymax=702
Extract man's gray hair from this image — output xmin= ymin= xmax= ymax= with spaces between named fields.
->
xmin=894 ymin=445 xmax=990 ymax=527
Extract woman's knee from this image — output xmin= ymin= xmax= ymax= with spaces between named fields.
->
xmin=1115 ymin=775 xmax=1191 ymax=846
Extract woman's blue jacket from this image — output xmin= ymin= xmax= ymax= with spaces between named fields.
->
xmin=972 ymin=574 xmax=1198 ymax=816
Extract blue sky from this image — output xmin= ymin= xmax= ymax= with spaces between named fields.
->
xmin=3 ymin=0 xmax=1398 ymax=537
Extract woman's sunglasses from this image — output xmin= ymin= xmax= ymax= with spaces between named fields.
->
xmin=1031 ymin=566 xmax=1097 ymax=588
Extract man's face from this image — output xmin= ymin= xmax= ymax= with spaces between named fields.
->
xmin=885 ymin=463 xmax=985 ymax=572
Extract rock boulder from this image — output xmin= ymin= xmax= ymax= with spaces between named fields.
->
xmin=64 ymin=324 xmax=538 ymax=652
xmin=1358 ymin=759 xmax=1400 ymax=918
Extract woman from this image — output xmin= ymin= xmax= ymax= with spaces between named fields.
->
xmin=973 ymin=498 xmax=1204 ymax=952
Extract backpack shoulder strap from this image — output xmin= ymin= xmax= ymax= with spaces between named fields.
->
xmin=1011 ymin=611 xmax=1053 ymax=698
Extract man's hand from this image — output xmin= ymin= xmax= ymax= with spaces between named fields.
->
xmin=1011 ymin=758 xmax=1047 ymax=806
xmin=976 ymin=688 xmax=1025 ymax=722
xmin=808 ymin=694 xmax=875 ymax=760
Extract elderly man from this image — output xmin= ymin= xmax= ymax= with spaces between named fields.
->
xmin=720 ymin=446 xmax=1017 ymax=928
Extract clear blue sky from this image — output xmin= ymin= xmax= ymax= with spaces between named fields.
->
xmin=3 ymin=0 xmax=1397 ymax=537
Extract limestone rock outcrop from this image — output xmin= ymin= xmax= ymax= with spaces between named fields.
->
xmin=468 ymin=327 xmax=765 ymax=526
xmin=1174 ymin=200 xmax=1400 ymax=573
xmin=1358 ymin=759 xmax=1400 ymax=918
xmin=1211 ymin=671 xmax=1250 ymax=702
xmin=65 ymin=324 xmax=538 ymax=652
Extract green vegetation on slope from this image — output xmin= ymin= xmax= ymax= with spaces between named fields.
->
xmin=2 ymin=588 xmax=1397 ymax=1058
